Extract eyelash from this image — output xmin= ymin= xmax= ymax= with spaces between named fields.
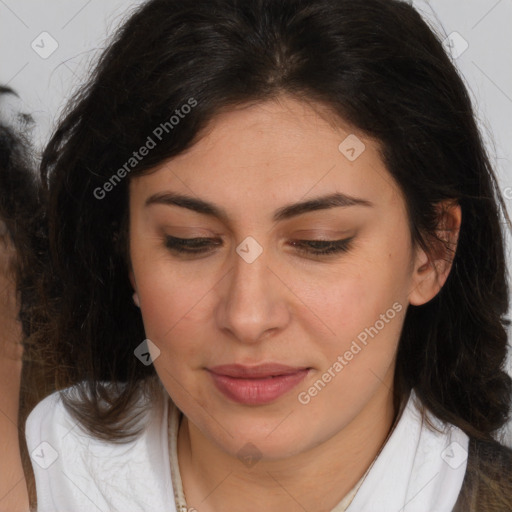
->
xmin=164 ymin=236 xmax=354 ymax=257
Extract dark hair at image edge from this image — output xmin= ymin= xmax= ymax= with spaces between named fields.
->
xmin=36 ymin=0 xmax=511 ymax=452
xmin=0 ymin=87 xmax=40 ymax=304
xmin=0 ymin=86 xmax=46 ymax=403
xmin=0 ymin=85 xmax=48 ymax=511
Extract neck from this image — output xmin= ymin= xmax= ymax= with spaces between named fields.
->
xmin=177 ymin=380 xmax=399 ymax=512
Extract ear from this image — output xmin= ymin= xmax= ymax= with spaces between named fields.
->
xmin=408 ymin=200 xmax=461 ymax=306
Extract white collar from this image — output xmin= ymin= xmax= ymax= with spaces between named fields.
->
xmin=346 ymin=389 xmax=469 ymax=511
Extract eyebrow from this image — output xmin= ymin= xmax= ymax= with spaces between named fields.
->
xmin=145 ymin=191 xmax=373 ymax=223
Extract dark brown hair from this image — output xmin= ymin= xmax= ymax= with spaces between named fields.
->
xmin=0 ymin=85 xmax=46 ymax=510
xmin=35 ymin=0 xmax=511 ymax=454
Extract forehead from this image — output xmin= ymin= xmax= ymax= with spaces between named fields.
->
xmin=130 ymin=96 xmax=402 ymax=220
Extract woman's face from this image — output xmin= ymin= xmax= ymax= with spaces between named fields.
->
xmin=128 ymin=95 xmax=439 ymax=461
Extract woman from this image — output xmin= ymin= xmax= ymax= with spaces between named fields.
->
xmin=24 ymin=0 xmax=512 ymax=510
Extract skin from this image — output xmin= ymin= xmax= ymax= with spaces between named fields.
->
xmin=128 ymin=94 xmax=461 ymax=512
xmin=0 ymin=223 xmax=29 ymax=512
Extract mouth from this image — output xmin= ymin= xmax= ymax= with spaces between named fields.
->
xmin=206 ymin=364 xmax=311 ymax=405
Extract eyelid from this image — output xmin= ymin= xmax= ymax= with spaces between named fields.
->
xmin=290 ymin=229 xmax=351 ymax=240
xmin=160 ymin=226 xmax=219 ymax=237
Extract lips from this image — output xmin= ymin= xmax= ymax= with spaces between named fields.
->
xmin=208 ymin=363 xmax=308 ymax=378
xmin=207 ymin=364 xmax=310 ymax=405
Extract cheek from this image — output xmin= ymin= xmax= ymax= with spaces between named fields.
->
xmin=133 ymin=255 xmax=218 ymax=367
xmin=302 ymin=248 xmax=408 ymax=375
xmin=295 ymin=268 xmax=405 ymax=417
xmin=137 ymin=275 xmax=198 ymax=344
xmin=301 ymin=264 xmax=392 ymax=342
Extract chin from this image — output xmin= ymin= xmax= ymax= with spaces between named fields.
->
xmin=203 ymin=410 xmax=317 ymax=460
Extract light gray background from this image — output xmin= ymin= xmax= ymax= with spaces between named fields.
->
xmin=1 ymin=0 xmax=511 ymax=445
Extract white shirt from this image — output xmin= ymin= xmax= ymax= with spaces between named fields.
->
xmin=25 ymin=382 xmax=468 ymax=511
xmin=25 ymin=383 xmax=175 ymax=512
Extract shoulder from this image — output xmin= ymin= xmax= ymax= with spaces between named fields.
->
xmin=453 ymin=436 xmax=512 ymax=511
xmin=25 ymin=381 xmax=175 ymax=512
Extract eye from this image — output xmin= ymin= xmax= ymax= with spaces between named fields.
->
xmin=164 ymin=236 xmax=221 ymax=255
xmin=288 ymin=237 xmax=354 ymax=256
xmin=164 ymin=235 xmax=354 ymax=257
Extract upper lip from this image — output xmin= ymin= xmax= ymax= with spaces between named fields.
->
xmin=207 ymin=364 xmax=309 ymax=378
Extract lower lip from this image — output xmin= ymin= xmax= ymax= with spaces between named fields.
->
xmin=208 ymin=369 xmax=310 ymax=405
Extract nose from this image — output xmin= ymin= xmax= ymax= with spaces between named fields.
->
xmin=214 ymin=238 xmax=291 ymax=345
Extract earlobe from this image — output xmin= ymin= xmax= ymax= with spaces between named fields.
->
xmin=132 ymin=292 xmax=140 ymax=308
xmin=408 ymin=255 xmax=439 ymax=306
xmin=408 ymin=200 xmax=461 ymax=306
